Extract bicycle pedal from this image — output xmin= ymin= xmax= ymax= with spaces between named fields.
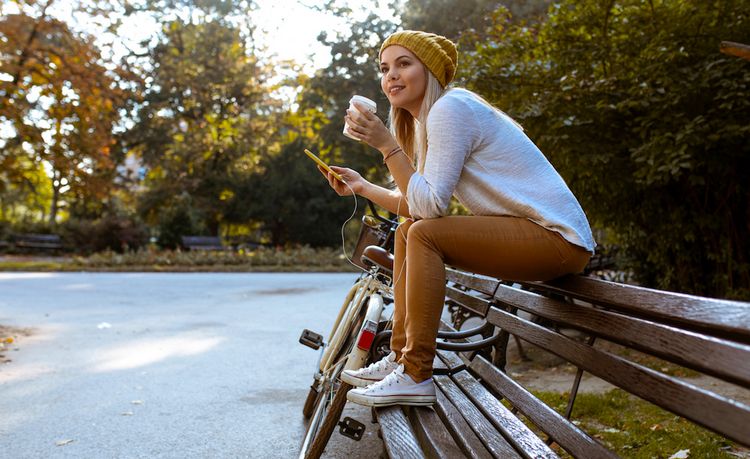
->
xmin=299 ymin=329 xmax=324 ymax=350
xmin=338 ymin=417 xmax=365 ymax=441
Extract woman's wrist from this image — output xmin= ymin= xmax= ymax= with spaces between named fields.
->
xmin=382 ymin=145 xmax=404 ymax=165
xmin=355 ymin=179 xmax=374 ymax=198
xmin=378 ymin=141 xmax=400 ymax=158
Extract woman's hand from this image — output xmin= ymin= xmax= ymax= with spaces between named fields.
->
xmin=318 ymin=165 xmax=368 ymax=197
xmin=345 ymin=103 xmax=398 ymax=153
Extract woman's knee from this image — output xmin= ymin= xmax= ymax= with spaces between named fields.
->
xmin=406 ymin=219 xmax=441 ymax=248
xmin=396 ymin=219 xmax=415 ymax=243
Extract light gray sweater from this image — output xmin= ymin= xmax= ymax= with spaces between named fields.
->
xmin=406 ymin=88 xmax=596 ymax=252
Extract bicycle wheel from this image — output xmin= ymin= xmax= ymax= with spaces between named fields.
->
xmin=300 ymin=310 xmax=367 ymax=458
xmin=301 ymin=279 xmax=364 ymax=419
xmin=304 ymin=381 xmax=353 ymax=459
xmin=302 ymin=383 xmax=320 ymax=419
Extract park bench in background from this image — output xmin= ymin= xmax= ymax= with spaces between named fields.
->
xmin=10 ymin=233 xmax=63 ymax=253
xmin=373 ymin=267 xmax=750 ymax=458
xmin=180 ymin=235 xmax=227 ymax=251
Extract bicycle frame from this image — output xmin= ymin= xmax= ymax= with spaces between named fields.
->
xmin=299 ymin=272 xmax=392 ymax=459
xmin=319 ymin=275 xmax=390 ymax=374
xmin=299 ymin=204 xmax=398 ymax=459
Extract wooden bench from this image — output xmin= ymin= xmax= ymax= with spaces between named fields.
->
xmin=180 ymin=235 xmax=226 ymax=251
xmin=11 ymin=233 xmax=63 ymax=252
xmin=373 ymin=268 xmax=750 ymax=458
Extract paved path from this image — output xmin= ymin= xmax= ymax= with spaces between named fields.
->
xmin=0 ymin=272 xmax=383 ymax=458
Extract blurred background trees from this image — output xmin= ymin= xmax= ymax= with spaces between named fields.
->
xmin=0 ymin=0 xmax=748 ymax=299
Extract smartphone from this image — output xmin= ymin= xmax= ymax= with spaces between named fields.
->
xmin=304 ymin=149 xmax=344 ymax=182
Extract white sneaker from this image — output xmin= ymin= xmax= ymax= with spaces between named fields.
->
xmin=346 ymin=364 xmax=436 ymax=407
xmin=341 ymin=352 xmax=398 ymax=388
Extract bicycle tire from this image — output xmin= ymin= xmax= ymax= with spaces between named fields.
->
xmin=300 ymin=310 xmax=367 ymax=458
xmin=302 ymin=384 xmax=320 ymax=419
xmin=299 ymin=378 xmax=334 ymax=457
xmin=302 ymin=279 xmax=364 ymax=420
xmin=304 ymin=381 xmax=353 ymax=459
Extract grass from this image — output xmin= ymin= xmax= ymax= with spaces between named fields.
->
xmin=0 ymin=246 xmax=361 ymax=272
xmin=530 ymin=389 xmax=747 ymax=458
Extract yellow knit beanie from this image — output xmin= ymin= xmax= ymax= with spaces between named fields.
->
xmin=379 ymin=30 xmax=458 ymax=88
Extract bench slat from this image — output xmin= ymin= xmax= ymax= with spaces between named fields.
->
xmin=487 ymin=306 xmax=750 ymax=446
xmin=436 ymin=350 xmax=466 ymax=374
xmin=451 ymin=371 xmax=559 ymax=459
xmin=377 ymin=406 xmax=426 ymax=459
xmin=433 ymin=353 xmax=450 ymax=375
xmin=493 ymin=283 xmax=750 ymax=387
xmin=446 ymin=285 xmax=492 ymax=317
xmin=434 ymin=375 xmax=526 ymax=458
xmin=433 ymin=386 xmax=494 ymax=459
xmin=469 ymin=355 xmax=617 ymax=459
xmin=522 ymin=276 xmax=750 ymax=342
xmin=447 ymin=268 xmax=498 ymax=296
xmin=408 ymin=406 xmax=468 ymax=459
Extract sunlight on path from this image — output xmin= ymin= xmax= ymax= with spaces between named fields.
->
xmin=93 ymin=334 xmax=225 ymax=372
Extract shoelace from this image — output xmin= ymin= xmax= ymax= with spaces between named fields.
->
xmin=362 ymin=355 xmax=394 ymax=374
xmin=371 ymin=367 xmax=406 ymax=391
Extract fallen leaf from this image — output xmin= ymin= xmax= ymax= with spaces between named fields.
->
xmin=669 ymin=449 xmax=690 ymax=459
xmin=4 ymin=337 xmax=13 ymax=343
xmin=56 ymin=439 xmax=74 ymax=446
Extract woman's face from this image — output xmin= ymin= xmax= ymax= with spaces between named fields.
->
xmin=380 ymin=45 xmax=427 ymax=117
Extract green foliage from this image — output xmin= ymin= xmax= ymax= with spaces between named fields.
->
xmin=534 ymin=389 xmax=741 ymax=457
xmin=129 ymin=14 xmax=276 ymax=237
xmin=69 ymin=246 xmax=355 ymax=272
xmin=397 ymin=0 xmax=553 ymax=40
xmin=60 ymin=214 xmax=149 ymax=254
xmin=152 ymin=193 xmax=205 ymax=249
xmin=398 ymin=0 xmax=500 ymax=40
xmin=230 ymin=136 xmax=356 ymax=247
xmin=461 ymin=0 xmax=750 ymax=298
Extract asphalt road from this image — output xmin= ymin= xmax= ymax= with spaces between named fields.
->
xmin=0 ymin=272 xmax=384 ymax=458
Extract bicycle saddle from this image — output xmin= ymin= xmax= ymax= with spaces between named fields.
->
xmin=361 ymin=245 xmax=394 ymax=277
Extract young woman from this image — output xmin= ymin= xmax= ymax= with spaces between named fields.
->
xmin=319 ymin=30 xmax=596 ymax=407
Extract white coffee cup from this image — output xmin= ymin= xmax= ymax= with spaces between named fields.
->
xmin=343 ymin=95 xmax=377 ymax=141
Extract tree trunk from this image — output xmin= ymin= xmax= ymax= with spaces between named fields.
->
xmin=49 ymin=177 xmax=60 ymax=227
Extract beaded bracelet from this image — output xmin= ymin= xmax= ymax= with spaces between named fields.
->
xmin=383 ymin=146 xmax=403 ymax=165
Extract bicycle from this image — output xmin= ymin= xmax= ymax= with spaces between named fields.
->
xmin=297 ymin=201 xmax=508 ymax=459
xmin=297 ymin=201 xmax=398 ymax=459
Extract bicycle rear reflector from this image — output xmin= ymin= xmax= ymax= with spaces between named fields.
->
xmin=299 ymin=329 xmax=324 ymax=350
xmin=356 ymin=320 xmax=378 ymax=351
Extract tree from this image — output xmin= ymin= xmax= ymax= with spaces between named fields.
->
xmin=127 ymin=12 xmax=277 ymax=237
xmin=0 ymin=0 xmax=132 ymax=225
xmin=397 ymin=0 xmax=552 ymax=41
xmin=461 ymin=0 xmax=750 ymax=298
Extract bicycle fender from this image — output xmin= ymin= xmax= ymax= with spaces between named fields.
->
xmin=344 ymin=293 xmax=385 ymax=372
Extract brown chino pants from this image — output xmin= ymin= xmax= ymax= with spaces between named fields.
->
xmin=390 ymin=216 xmax=592 ymax=382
